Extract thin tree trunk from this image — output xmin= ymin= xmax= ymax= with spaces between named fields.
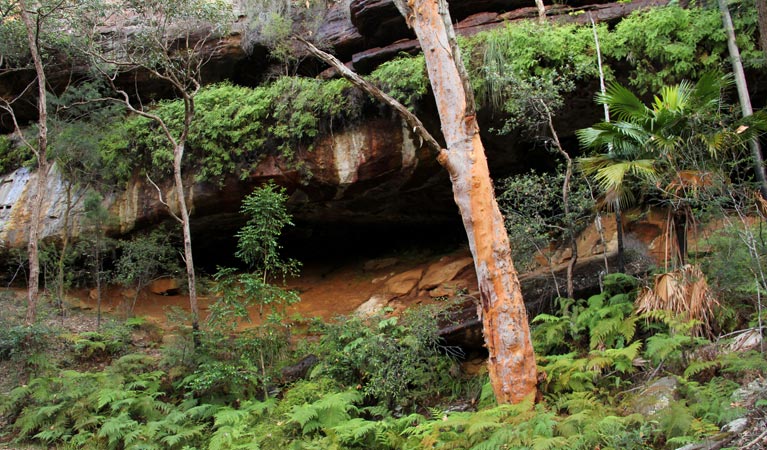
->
xmin=674 ymin=211 xmax=687 ymax=266
xmin=615 ymin=203 xmax=626 ymax=273
xmin=534 ymin=0 xmax=546 ymax=22
xmin=757 ymin=0 xmax=767 ymax=60
xmin=719 ymin=0 xmax=767 ymax=200
xmin=95 ymin=230 xmax=102 ymax=329
xmin=590 ymin=12 xmax=623 ymax=273
xmin=19 ymin=0 xmax=48 ymax=326
xmin=544 ymin=106 xmax=577 ymax=298
xmin=174 ymin=142 xmax=200 ymax=347
xmin=57 ymin=181 xmax=74 ymax=314
xmin=393 ymin=0 xmax=537 ymax=404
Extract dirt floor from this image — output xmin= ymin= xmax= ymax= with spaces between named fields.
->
xmin=12 ymin=248 xmax=463 ymax=332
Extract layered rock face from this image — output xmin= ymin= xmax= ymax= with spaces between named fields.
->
xmin=0 ymin=0 xmax=659 ymax=250
xmin=0 ymin=117 xmax=454 ymax=247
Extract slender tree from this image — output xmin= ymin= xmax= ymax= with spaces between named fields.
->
xmin=80 ymin=0 xmax=231 ymax=345
xmin=0 ymin=0 xmax=51 ymax=325
xmin=18 ymin=0 xmax=48 ymax=325
xmin=718 ymin=0 xmax=767 ymax=200
xmin=756 ymin=0 xmax=767 ymax=60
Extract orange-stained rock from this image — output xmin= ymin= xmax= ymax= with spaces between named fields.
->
xmin=419 ymin=256 xmax=473 ymax=290
xmin=149 ymin=277 xmax=180 ymax=295
xmin=428 ymin=279 xmax=469 ymax=298
xmin=384 ymin=268 xmax=424 ymax=295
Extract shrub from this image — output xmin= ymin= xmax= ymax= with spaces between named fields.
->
xmin=311 ymin=306 xmax=460 ymax=409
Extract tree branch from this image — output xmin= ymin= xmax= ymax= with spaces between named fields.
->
xmin=146 ymin=174 xmax=183 ymax=224
xmin=295 ymin=36 xmax=445 ymax=160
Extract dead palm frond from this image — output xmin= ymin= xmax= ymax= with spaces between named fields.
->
xmin=636 ymin=264 xmax=719 ymax=336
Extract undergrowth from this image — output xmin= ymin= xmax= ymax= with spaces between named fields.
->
xmin=2 ymin=276 xmax=764 ymax=449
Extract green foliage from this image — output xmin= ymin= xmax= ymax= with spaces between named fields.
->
xmin=498 ymin=170 xmax=594 ymax=271
xmin=67 ymin=320 xmax=137 ymax=361
xmin=700 ymin=224 xmax=767 ymax=318
xmin=472 ymin=20 xmax=599 ymax=129
xmin=0 ymin=0 xmax=82 ymax=69
xmin=183 ymin=324 xmax=291 ymax=402
xmin=369 ymin=55 xmax=429 ymax=109
xmin=0 ymin=322 xmax=54 ymax=364
xmin=0 ymin=136 xmax=34 ymax=174
xmin=210 ymin=182 xmax=300 ymax=326
xmin=235 ymin=181 xmax=299 ymax=276
xmin=48 ymin=82 xmax=127 ymax=188
xmin=114 ymin=230 xmax=180 ymax=309
xmin=1 ymin=354 xmax=209 ymax=449
xmin=606 ymin=5 xmax=760 ymax=92
xmin=680 ymin=377 xmax=744 ymax=426
xmin=100 ymin=78 xmax=357 ymax=184
xmin=310 ymin=306 xmax=460 ymax=408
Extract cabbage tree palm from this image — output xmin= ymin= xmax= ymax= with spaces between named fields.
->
xmin=578 ymin=73 xmax=751 ymax=266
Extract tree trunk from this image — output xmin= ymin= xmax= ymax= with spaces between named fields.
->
xmin=719 ymin=0 xmax=767 ymax=200
xmin=543 ymin=100 xmax=577 ymax=298
xmin=757 ymin=0 xmax=767 ymax=60
xmin=174 ymin=142 xmax=200 ymax=347
xmin=19 ymin=0 xmax=48 ymax=326
xmin=615 ymin=203 xmax=626 ymax=273
xmin=534 ymin=0 xmax=546 ymax=22
xmin=588 ymin=13 xmax=611 ymax=276
xmin=393 ymin=0 xmax=537 ymax=404
xmin=95 ymin=230 xmax=102 ymax=329
xmin=674 ymin=211 xmax=687 ymax=266
xmin=57 ymin=181 xmax=74 ymax=315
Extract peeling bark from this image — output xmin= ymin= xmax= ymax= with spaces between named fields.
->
xmin=305 ymin=0 xmax=538 ymax=405
xmin=392 ymin=0 xmax=537 ymax=404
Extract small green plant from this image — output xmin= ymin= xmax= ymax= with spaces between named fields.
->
xmin=210 ymin=182 xmax=300 ymax=329
xmin=114 ymin=230 xmax=180 ymax=313
xmin=67 ymin=320 xmax=136 ymax=361
xmin=0 ymin=135 xmax=34 ymax=174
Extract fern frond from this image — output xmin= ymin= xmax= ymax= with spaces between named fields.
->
xmin=214 ymin=407 xmax=250 ymax=428
xmin=98 ymin=413 xmax=139 ymax=448
xmin=683 ymin=359 xmax=721 ymax=379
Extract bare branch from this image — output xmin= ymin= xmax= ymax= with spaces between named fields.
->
xmin=296 ymin=36 xmax=444 ymax=159
xmin=146 ymin=174 xmax=183 ymax=224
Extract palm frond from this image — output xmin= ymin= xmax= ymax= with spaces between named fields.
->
xmin=635 ymin=265 xmax=719 ymax=336
xmin=597 ymin=83 xmax=648 ymax=123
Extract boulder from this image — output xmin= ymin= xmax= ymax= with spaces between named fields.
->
xmin=420 ymin=256 xmax=473 ymax=290
xmin=149 ymin=277 xmax=180 ymax=295
xmin=728 ymin=329 xmax=762 ymax=352
xmin=631 ymin=376 xmax=679 ymax=417
xmin=721 ymin=418 xmax=748 ymax=434
xmin=429 ymin=279 xmax=469 ymax=298
xmin=355 ymin=293 xmax=395 ymax=316
xmin=384 ymin=268 xmax=424 ymax=295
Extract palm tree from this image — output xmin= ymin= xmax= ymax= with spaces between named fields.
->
xmin=578 ymin=73 xmax=752 ymax=267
